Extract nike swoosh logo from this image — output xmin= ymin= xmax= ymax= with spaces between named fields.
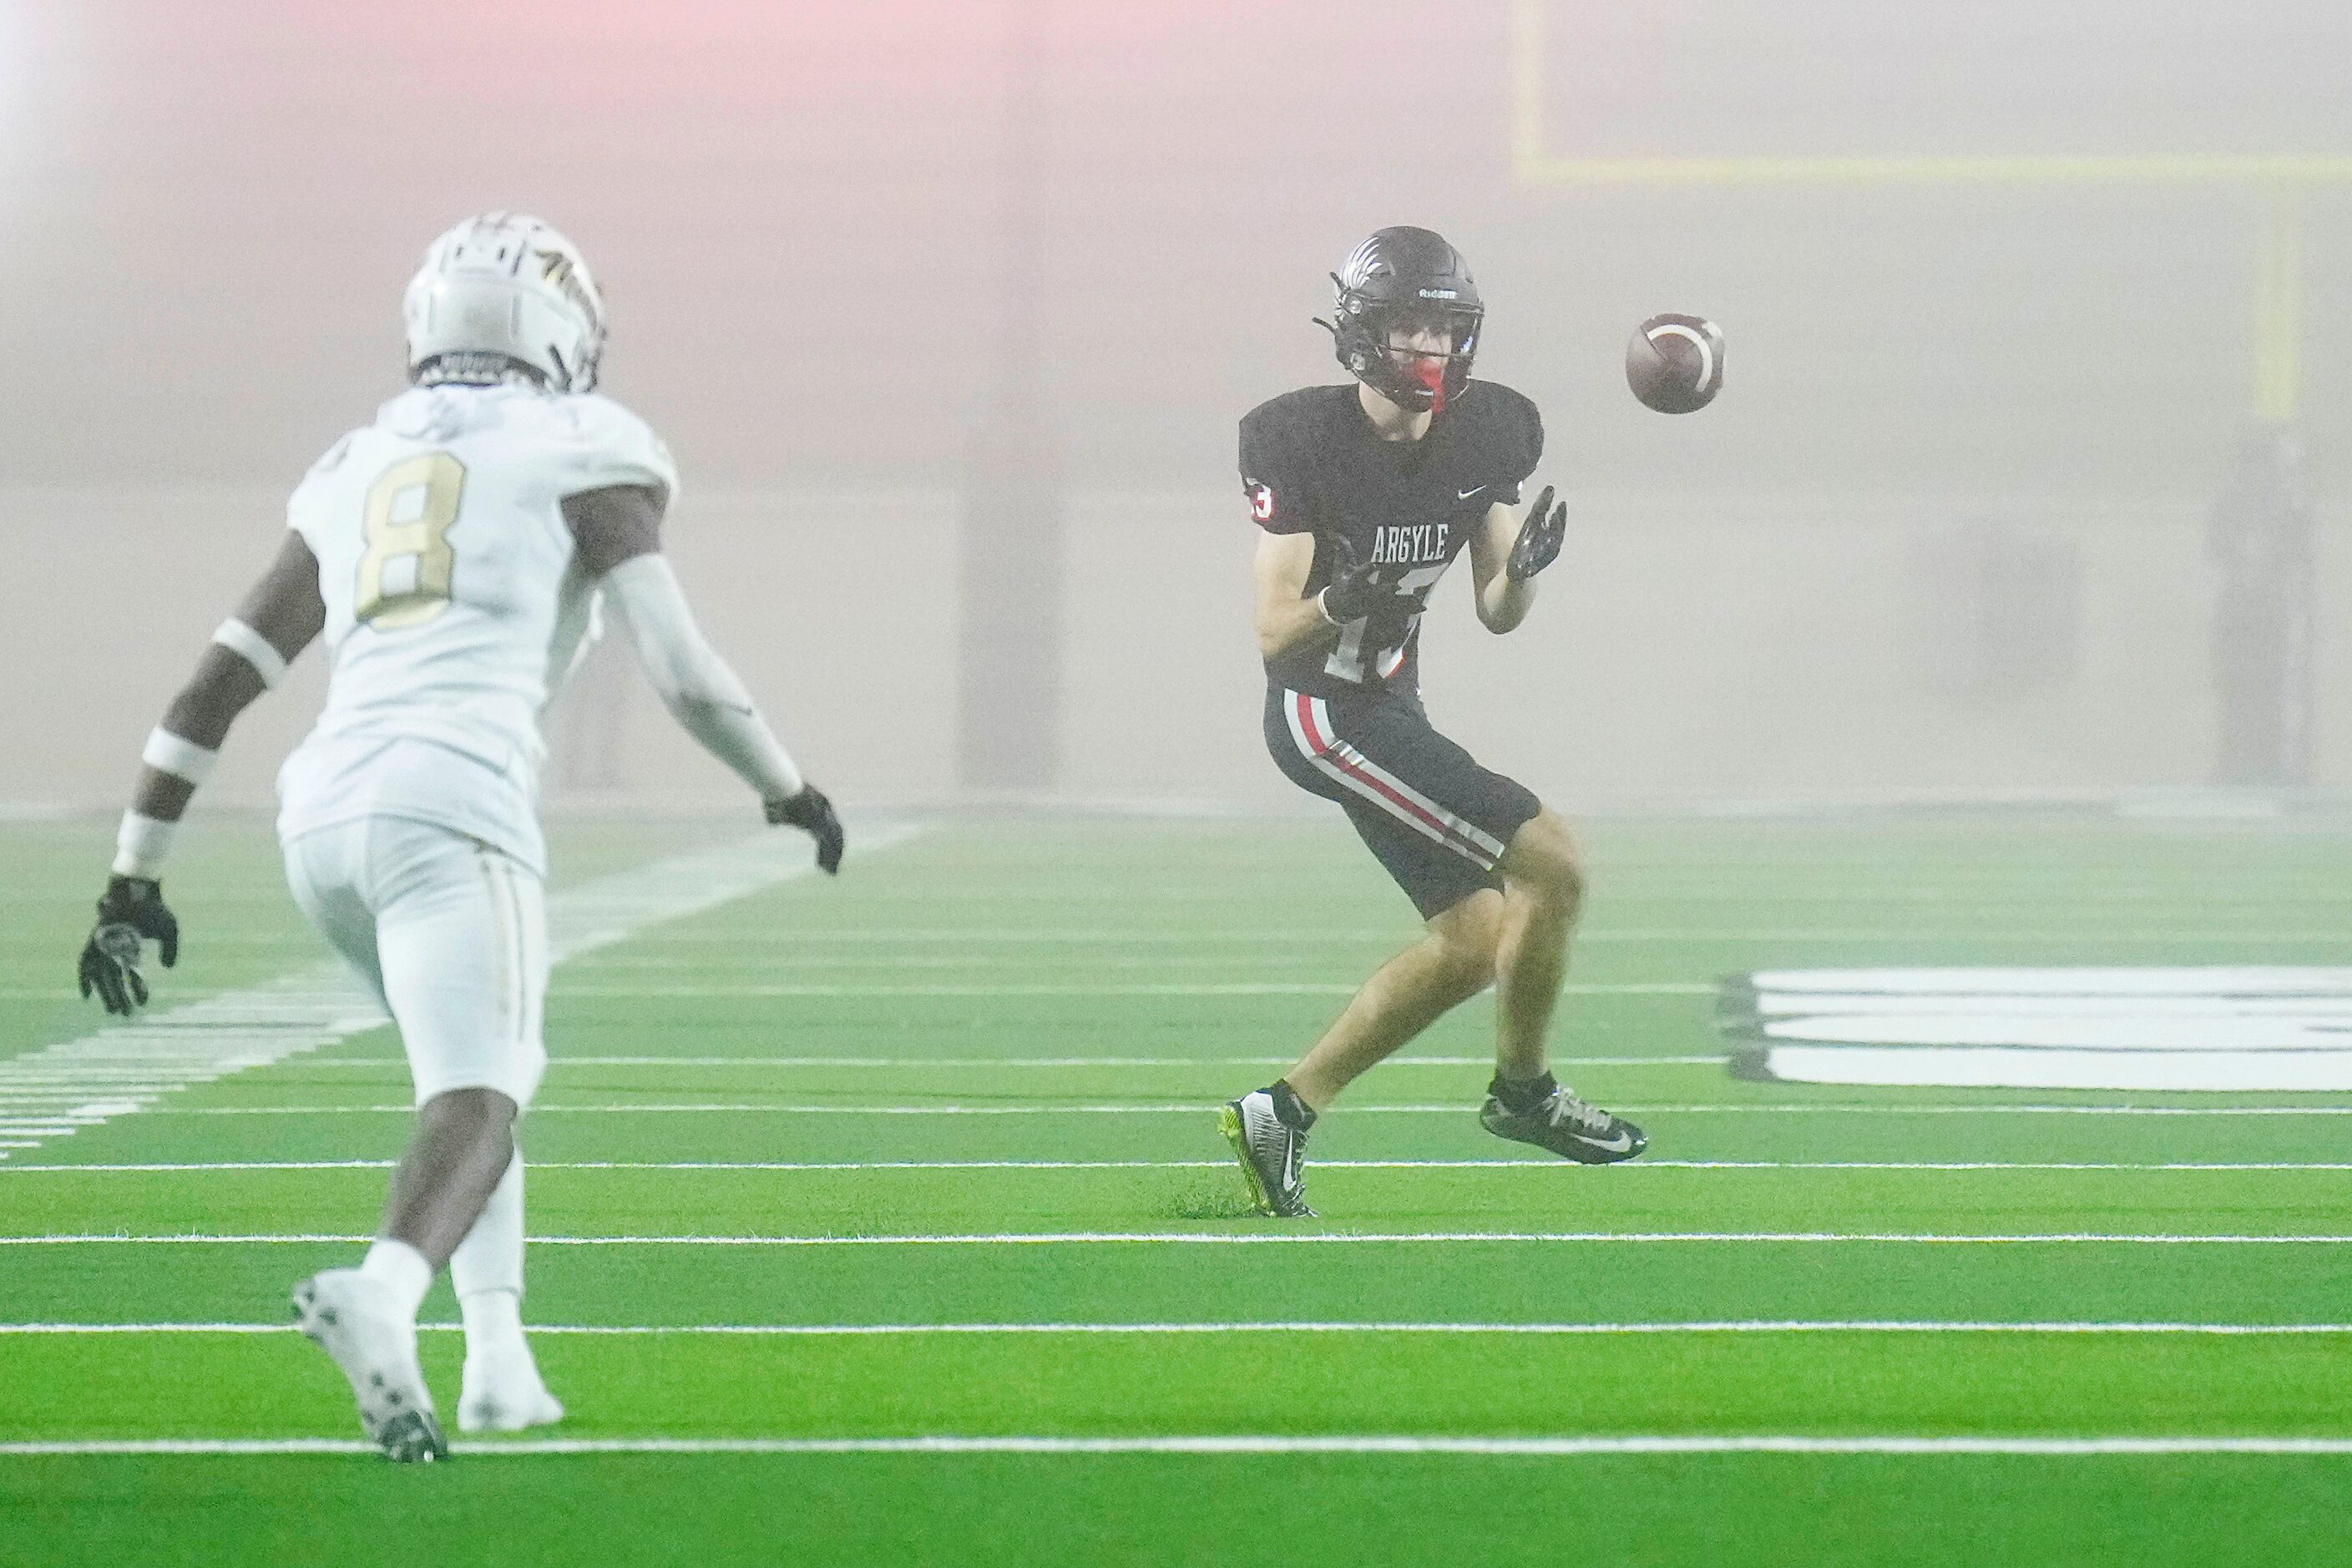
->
xmin=1571 ymin=1129 xmax=1635 ymax=1154
xmin=1457 ymin=486 xmax=1486 ymax=500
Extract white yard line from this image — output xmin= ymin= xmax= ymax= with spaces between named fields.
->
xmin=542 ymin=982 xmax=1713 ymax=997
xmin=0 ymin=980 xmax=1714 ymax=1001
xmin=8 ymin=1158 xmax=2350 ymax=1176
xmin=1624 ymin=1104 xmax=2352 ymax=1115
xmin=122 ymin=1101 xmax=2352 ymax=1117
xmin=617 ymin=927 xmax=2352 ymax=943
xmin=269 ymin=1055 xmax=1722 ymax=1070
xmin=0 ymin=822 xmax=923 ymax=1163
xmin=4 ymin=1230 xmax=2346 ymax=1247
xmin=564 ymin=984 xmax=1365 ymax=997
xmin=4 ymin=1319 xmax=2349 ymax=1338
xmin=1609 ymin=933 xmax=2352 ymax=943
xmin=5 ymin=1434 xmax=2352 ymax=1458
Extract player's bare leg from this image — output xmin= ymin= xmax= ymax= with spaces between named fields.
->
xmin=291 ymin=1086 xmax=517 ymax=1461
xmin=1283 ymin=892 xmax=1502 ymax=1109
xmin=1223 ymin=895 xmax=1500 ymax=1216
xmin=1492 ymin=808 xmax=1582 ymax=1080
xmin=1479 ymin=808 xmax=1646 ymax=1162
xmin=378 ymin=1087 xmax=519 ymax=1263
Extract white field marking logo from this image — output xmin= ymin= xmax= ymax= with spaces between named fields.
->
xmin=1646 ymin=321 xmax=1717 ymax=392
xmin=1720 ymin=968 xmax=2352 ymax=1092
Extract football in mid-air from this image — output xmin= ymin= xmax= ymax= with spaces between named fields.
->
xmin=1626 ymin=314 xmax=1724 ymax=413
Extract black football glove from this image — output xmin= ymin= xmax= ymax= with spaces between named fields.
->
xmin=77 ymin=875 xmax=179 ymax=1016
xmin=766 ymin=785 xmax=844 ymax=875
xmin=1318 ymin=538 xmax=1414 ymax=625
xmin=1505 ymin=484 xmax=1566 ymax=582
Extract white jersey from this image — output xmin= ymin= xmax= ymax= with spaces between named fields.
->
xmin=277 ymin=382 xmax=676 ymax=873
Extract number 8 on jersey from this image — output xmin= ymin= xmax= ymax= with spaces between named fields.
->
xmin=356 ymin=453 xmax=466 ymax=630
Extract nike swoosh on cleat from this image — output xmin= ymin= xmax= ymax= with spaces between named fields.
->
xmin=1572 ymin=1130 xmax=1635 ymax=1155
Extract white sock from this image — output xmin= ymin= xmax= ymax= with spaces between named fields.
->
xmin=451 ymin=1151 xmax=527 ymax=1360
xmin=357 ymin=1239 xmax=432 ymax=1322
xmin=459 ymin=1288 xmax=529 ymax=1366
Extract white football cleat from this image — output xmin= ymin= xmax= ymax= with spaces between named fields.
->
xmin=291 ymin=1269 xmax=447 ymax=1462
xmin=459 ymin=1355 xmax=565 ymax=1434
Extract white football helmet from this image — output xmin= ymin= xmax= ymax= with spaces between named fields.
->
xmin=402 ymin=213 xmax=606 ymax=392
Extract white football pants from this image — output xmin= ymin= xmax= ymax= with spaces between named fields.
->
xmin=281 ymin=815 xmax=549 ymax=1110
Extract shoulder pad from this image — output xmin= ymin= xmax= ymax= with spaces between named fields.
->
xmin=1239 ymin=387 xmax=1345 ymax=534
xmin=553 ymin=393 xmax=680 ymax=503
xmin=1459 ymin=380 xmax=1543 ymax=480
xmin=1242 ymin=385 xmax=1344 ymax=439
xmin=285 ymin=426 xmax=367 ymax=533
xmin=1241 ymin=385 xmax=1351 ymax=468
xmin=300 ymin=429 xmax=362 ymax=483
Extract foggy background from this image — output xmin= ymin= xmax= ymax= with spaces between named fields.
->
xmin=2 ymin=0 xmax=2345 ymax=815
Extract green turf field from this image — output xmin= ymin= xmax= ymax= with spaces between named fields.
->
xmin=3 ymin=808 xmax=2350 ymax=1566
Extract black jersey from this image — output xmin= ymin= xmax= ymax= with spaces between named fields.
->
xmin=1242 ymin=380 xmax=1543 ymax=699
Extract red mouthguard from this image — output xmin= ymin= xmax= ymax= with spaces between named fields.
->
xmin=1415 ymin=358 xmax=1446 ymax=415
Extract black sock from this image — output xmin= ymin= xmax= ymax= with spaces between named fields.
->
xmin=1267 ymin=1079 xmax=1318 ymax=1131
xmin=1489 ymin=1070 xmax=1556 ymax=1111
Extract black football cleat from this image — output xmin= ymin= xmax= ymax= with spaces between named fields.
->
xmin=1219 ymin=1090 xmax=1315 ymax=1218
xmin=1479 ymin=1083 xmax=1647 ymax=1164
xmin=374 ymin=1409 xmax=449 ymax=1464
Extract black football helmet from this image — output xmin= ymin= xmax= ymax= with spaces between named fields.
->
xmin=1320 ymin=225 xmax=1485 ymax=415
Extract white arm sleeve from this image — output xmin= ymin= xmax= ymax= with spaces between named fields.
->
xmin=602 ymin=554 xmax=804 ymax=801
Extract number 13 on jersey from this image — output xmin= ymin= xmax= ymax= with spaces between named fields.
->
xmin=1327 ymin=560 xmax=1447 ymax=683
xmin=355 ymin=453 xmax=466 ymax=630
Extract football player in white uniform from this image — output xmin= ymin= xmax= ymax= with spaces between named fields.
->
xmin=73 ymin=214 xmax=842 ymax=1461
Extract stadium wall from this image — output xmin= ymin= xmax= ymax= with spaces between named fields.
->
xmin=5 ymin=2 xmax=2347 ymax=812
xmin=3 ymin=486 xmax=2341 ymax=812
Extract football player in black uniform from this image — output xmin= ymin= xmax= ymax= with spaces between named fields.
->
xmin=1218 ymin=226 xmax=1646 ymax=1217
